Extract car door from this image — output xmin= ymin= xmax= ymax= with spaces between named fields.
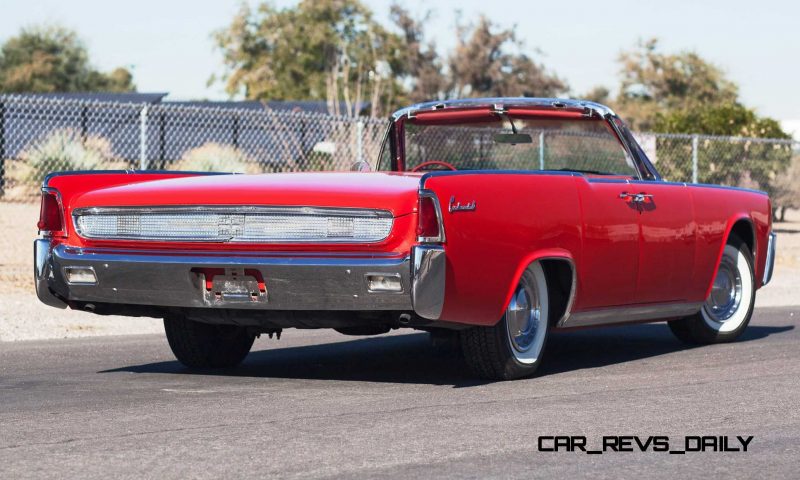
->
xmin=574 ymin=178 xmax=640 ymax=309
xmin=627 ymin=181 xmax=696 ymax=304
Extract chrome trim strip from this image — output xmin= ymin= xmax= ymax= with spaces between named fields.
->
xmin=763 ymin=232 xmax=777 ymax=286
xmin=416 ymin=190 xmax=446 ymax=243
xmin=42 ymin=170 xmax=229 ymax=188
xmin=33 ymin=239 xmax=67 ymax=309
xmin=411 ymin=245 xmax=446 ymax=320
xmin=38 ymin=187 xmax=67 ymax=237
xmin=417 ymin=170 xmax=588 ymax=188
xmin=559 ymin=302 xmax=703 ymax=329
xmin=72 ymin=205 xmax=394 ymax=244
xmin=73 ymin=205 xmax=393 ymax=218
xmin=392 ymin=97 xmax=616 ymax=121
xmin=606 ymin=115 xmax=645 ymax=181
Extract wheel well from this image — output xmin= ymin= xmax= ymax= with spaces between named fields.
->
xmin=729 ymin=219 xmax=755 ymax=256
xmin=540 ymin=259 xmax=575 ymax=327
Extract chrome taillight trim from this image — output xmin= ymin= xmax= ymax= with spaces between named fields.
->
xmin=416 ymin=189 xmax=446 ymax=244
xmin=72 ymin=205 xmax=394 ymax=243
xmin=38 ymin=187 xmax=67 ymax=238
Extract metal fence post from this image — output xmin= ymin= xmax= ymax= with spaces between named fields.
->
xmin=0 ymin=100 xmax=5 ymax=198
xmin=158 ymin=111 xmax=166 ymax=170
xmin=232 ymin=112 xmax=239 ymax=149
xmin=691 ymin=134 xmax=699 ymax=184
xmin=356 ymin=120 xmax=364 ymax=164
xmin=80 ymin=105 xmax=89 ymax=145
xmin=139 ymin=105 xmax=148 ymax=170
xmin=539 ymin=131 xmax=545 ymax=170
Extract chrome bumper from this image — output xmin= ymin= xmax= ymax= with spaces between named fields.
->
xmin=34 ymin=240 xmax=445 ymax=318
xmin=763 ymin=231 xmax=776 ymax=286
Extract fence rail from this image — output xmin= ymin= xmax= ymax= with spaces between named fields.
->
xmin=0 ymin=94 xmax=798 ymax=215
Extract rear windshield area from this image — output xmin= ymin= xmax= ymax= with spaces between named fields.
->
xmin=401 ymin=116 xmax=637 ymax=177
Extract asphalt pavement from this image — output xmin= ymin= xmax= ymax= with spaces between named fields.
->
xmin=1 ymin=306 xmax=798 ymax=479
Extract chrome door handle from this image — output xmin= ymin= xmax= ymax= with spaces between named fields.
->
xmin=619 ymin=192 xmax=654 ymax=203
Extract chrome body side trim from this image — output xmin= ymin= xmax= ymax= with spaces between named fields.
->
xmin=33 ymin=239 xmax=67 ymax=309
xmin=44 ymin=244 xmax=412 ymax=311
xmin=411 ymin=245 xmax=446 ymax=320
xmin=763 ymin=232 xmax=777 ymax=286
xmin=559 ymin=302 xmax=703 ymax=329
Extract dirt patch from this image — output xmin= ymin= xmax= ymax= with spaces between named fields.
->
xmin=0 ymin=202 xmax=40 ymax=293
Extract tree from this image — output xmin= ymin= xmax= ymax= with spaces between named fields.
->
xmin=772 ymin=153 xmax=800 ymax=221
xmin=615 ymin=39 xmax=737 ymax=131
xmin=582 ymin=86 xmax=611 ymax=105
xmin=612 ymin=39 xmax=792 ymax=206
xmin=0 ymin=25 xmax=134 ymax=93
xmin=448 ymin=16 xmax=567 ymax=99
xmin=214 ymin=0 xmax=406 ymax=117
xmin=214 ymin=2 xmax=570 ymax=114
xmin=389 ymin=5 xmax=445 ymax=103
xmin=651 ymin=103 xmax=793 ymax=194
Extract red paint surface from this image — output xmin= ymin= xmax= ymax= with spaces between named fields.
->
xmin=41 ymin=111 xmax=773 ymax=327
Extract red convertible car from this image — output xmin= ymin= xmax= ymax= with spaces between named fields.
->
xmin=34 ymin=98 xmax=776 ymax=380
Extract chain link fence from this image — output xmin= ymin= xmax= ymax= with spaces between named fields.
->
xmin=1 ymin=94 xmax=798 ymax=217
xmin=0 ymin=95 xmax=386 ymax=201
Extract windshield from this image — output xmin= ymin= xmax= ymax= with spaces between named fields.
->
xmin=397 ymin=116 xmax=637 ymax=177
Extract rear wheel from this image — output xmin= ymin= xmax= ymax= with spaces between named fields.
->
xmin=460 ymin=263 xmax=550 ymax=380
xmin=668 ymin=235 xmax=755 ymax=344
xmin=164 ymin=315 xmax=255 ymax=368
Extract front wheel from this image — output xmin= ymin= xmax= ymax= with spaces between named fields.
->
xmin=668 ymin=235 xmax=755 ymax=344
xmin=460 ymin=263 xmax=550 ymax=380
xmin=164 ymin=315 xmax=255 ymax=368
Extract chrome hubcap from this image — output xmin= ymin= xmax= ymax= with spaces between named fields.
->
xmin=704 ymin=255 xmax=742 ymax=322
xmin=506 ymin=280 xmax=541 ymax=353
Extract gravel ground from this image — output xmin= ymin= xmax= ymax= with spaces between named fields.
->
xmin=2 ymin=201 xmax=798 ymax=341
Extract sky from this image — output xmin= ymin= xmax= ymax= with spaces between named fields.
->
xmin=1 ymin=0 xmax=798 ymax=136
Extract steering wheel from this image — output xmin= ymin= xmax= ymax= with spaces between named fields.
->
xmin=411 ymin=160 xmax=457 ymax=172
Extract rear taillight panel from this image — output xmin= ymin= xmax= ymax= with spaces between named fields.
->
xmin=37 ymin=188 xmax=66 ymax=237
xmin=417 ymin=190 xmax=445 ymax=243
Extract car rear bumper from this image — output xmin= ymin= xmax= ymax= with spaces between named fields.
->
xmin=35 ymin=240 xmax=445 ymax=318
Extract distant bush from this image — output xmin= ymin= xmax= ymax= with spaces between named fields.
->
xmin=173 ymin=143 xmax=262 ymax=174
xmin=19 ymin=129 xmax=113 ymax=185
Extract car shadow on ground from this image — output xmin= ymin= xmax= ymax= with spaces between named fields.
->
xmin=101 ymin=322 xmax=794 ymax=387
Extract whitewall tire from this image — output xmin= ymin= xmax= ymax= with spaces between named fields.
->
xmin=669 ymin=235 xmax=755 ymax=344
xmin=460 ymin=262 xmax=551 ymax=380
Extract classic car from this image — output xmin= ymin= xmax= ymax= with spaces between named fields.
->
xmin=34 ymin=97 xmax=776 ymax=380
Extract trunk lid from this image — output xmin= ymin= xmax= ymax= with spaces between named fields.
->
xmin=72 ymin=172 xmax=423 ymax=216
